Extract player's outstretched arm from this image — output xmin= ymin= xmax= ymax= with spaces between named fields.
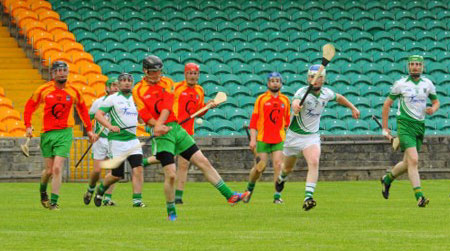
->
xmin=426 ymin=99 xmax=440 ymax=115
xmin=381 ymin=97 xmax=394 ymax=140
xmin=336 ymin=94 xmax=359 ymax=119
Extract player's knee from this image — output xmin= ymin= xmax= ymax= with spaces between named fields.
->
xmin=52 ymin=166 xmax=62 ymax=176
xmin=165 ymin=168 xmax=176 ymax=181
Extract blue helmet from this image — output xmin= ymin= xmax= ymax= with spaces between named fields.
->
xmin=307 ymin=64 xmax=326 ymax=77
xmin=267 ymin=72 xmax=283 ymax=83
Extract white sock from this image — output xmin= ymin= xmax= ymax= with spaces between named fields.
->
xmin=305 ymin=182 xmax=316 ymax=201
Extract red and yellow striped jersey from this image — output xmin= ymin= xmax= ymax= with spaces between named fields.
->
xmin=173 ymin=81 xmax=205 ymax=135
xmin=249 ymin=91 xmax=291 ymax=143
xmin=133 ymin=77 xmax=177 ymax=124
xmin=24 ymin=81 xmax=92 ymax=133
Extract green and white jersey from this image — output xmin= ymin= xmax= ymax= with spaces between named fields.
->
xmin=89 ymin=95 xmax=109 ymax=138
xmin=289 ymin=87 xmax=336 ymax=134
xmin=99 ymin=92 xmax=138 ymax=141
xmin=389 ymin=76 xmax=437 ymax=122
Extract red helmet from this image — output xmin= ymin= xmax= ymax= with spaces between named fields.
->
xmin=184 ymin=62 xmax=199 ymax=73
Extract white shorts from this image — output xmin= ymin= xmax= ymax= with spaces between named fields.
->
xmin=282 ymin=130 xmax=321 ymax=157
xmin=108 ymin=139 xmax=143 ymax=158
xmin=92 ymin=137 xmax=109 ymax=160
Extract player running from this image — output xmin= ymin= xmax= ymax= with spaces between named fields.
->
xmin=24 ymin=61 xmax=95 ymax=210
xmin=274 ymin=65 xmax=360 ymax=211
xmin=243 ymin=72 xmax=290 ymax=204
xmin=93 ymin=73 xmax=145 ymax=208
xmin=380 ymin=55 xmax=439 ymax=207
xmin=133 ymin=55 xmax=249 ymax=221
xmin=172 ymin=62 xmax=217 ymax=204
xmin=83 ymin=77 xmax=119 ymax=206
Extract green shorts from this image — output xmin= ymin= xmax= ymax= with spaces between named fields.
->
xmin=40 ymin=128 xmax=73 ymax=158
xmin=256 ymin=141 xmax=284 ymax=153
xmin=397 ymin=119 xmax=425 ymax=151
xmin=152 ymin=122 xmax=195 ymax=156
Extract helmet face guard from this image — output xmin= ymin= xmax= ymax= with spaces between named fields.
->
xmin=407 ymin=55 xmax=424 ymax=78
xmin=51 ymin=61 xmax=69 ymax=84
xmin=307 ymin=64 xmax=326 ymax=91
xmin=143 ymin=55 xmax=163 ymax=72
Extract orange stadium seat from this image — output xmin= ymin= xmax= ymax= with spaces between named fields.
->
xmin=0 ymin=86 xmax=5 ymax=97
xmin=87 ymin=74 xmax=108 ymax=87
xmin=39 ymin=41 xmax=62 ymax=58
xmin=21 ymin=19 xmax=46 ymax=37
xmin=69 ymin=51 xmax=93 ymax=65
xmin=30 ymin=30 xmax=53 ymax=48
xmin=44 ymin=20 xmax=68 ymax=33
xmin=79 ymin=63 xmax=102 ymax=77
xmin=62 ymin=41 xmax=84 ymax=54
xmin=30 ymin=1 xmax=52 ymax=13
xmin=15 ymin=10 xmax=38 ymax=27
xmin=91 ymin=84 xmax=106 ymax=97
xmin=68 ymin=73 xmax=88 ymax=86
xmin=9 ymin=1 xmax=30 ymax=16
xmin=0 ymin=109 xmax=21 ymax=123
xmin=66 ymin=62 xmax=79 ymax=75
xmin=43 ymin=51 xmax=72 ymax=67
xmin=0 ymin=131 xmax=12 ymax=137
xmin=53 ymin=31 xmax=76 ymax=44
xmin=0 ymin=97 xmax=14 ymax=109
xmin=0 ymin=123 xmax=8 ymax=132
xmin=5 ymin=120 xmax=26 ymax=133
xmin=37 ymin=10 xmax=60 ymax=22
xmin=79 ymin=85 xmax=97 ymax=98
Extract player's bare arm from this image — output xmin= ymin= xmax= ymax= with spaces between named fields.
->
xmin=335 ymin=94 xmax=360 ymax=119
xmin=426 ymin=99 xmax=440 ymax=115
xmin=95 ymin=110 xmax=120 ymax=133
xmin=381 ymin=97 xmax=394 ymax=140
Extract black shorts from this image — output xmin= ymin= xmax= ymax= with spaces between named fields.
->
xmin=111 ymin=154 xmax=143 ymax=178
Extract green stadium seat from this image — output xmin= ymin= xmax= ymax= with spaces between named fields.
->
xmin=200 ymin=52 xmax=223 ymax=64
xmin=407 ymin=0 xmax=426 ymax=11
xmin=352 ymin=31 xmax=373 ymax=43
xmin=373 ymin=52 xmax=394 ymax=65
xmin=247 ymin=32 xmax=268 ymax=43
xmin=203 ymin=84 xmax=227 ymax=98
xmin=68 ymin=21 xmax=89 ymax=33
xmin=374 ymin=31 xmax=395 ymax=44
xmin=220 ymin=96 xmax=239 ymax=108
xmin=311 ymin=31 xmax=332 ymax=43
xmin=194 ymin=21 xmax=216 ymax=33
xmin=174 ymin=22 xmax=195 ymax=33
xmin=184 ymin=33 xmax=205 ymax=44
xmin=332 ymin=52 xmax=351 ymax=64
xmin=287 ymin=52 xmax=309 ymax=64
xmin=102 ymin=11 xmax=123 ymax=23
xmin=301 ymin=21 xmax=322 ymax=32
xmin=122 ymin=62 xmax=141 ymax=74
xmin=269 ymin=10 xmax=290 ymax=23
xmin=242 ymin=74 xmax=264 ymax=86
xmin=75 ymin=31 xmax=98 ymax=43
xmin=314 ymin=11 xmax=333 ymax=22
xmin=189 ymin=42 xmax=212 ymax=53
xmin=90 ymin=21 xmax=111 ymax=33
xmin=362 ymin=63 xmax=383 ymax=75
xmin=60 ymin=11 xmax=82 ymax=23
xmin=111 ymin=22 xmax=132 ymax=34
xmin=323 ymin=21 xmax=343 ymax=33
xmin=265 ymin=52 xmax=287 ymax=64
xmin=331 ymin=75 xmax=351 ymax=85
xmin=210 ymin=63 xmax=232 ymax=75
xmin=187 ymin=11 xmax=208 ymax=23
xmin=280 ymin=22 xmax=301 ymax=33
xmin=300 ymin=42 xmax=320 ymax=53
xmin=169 ymin=42 xmax=191 ymax=53
xmin=117 ymin=3 xmax=139 ymax=12
xmin=395 ymin=10 xmax=415 ymax=22
xmin=416 ymin=31 xmax=437 ymax=44
xmin=340 ymin=42 xmax=362 ymax=53
xmin=375 ymin=11 xmax=395 ymax=22
xmin=360 ymin=86 xmax=382 ymax=97
xmin=358 ymin=108 xmax=377 ymax=120
xmin=425 ymin=41 xmax=447 ymax=53
xmin=195 ymin=130 xmax=218 ymax=136
xmin=259 ymin=21 xmax=280 ymax=33
xmin=288 ymin=31 xmax=310 ymax=43
xmin=340 ymin=63 xmax=362 ymax=74
xmin=436 ymin=10 xmax=450 ymax=21
xmin=208 ymin=10 xmax=228 ymax=22
xmin=217 ymin=22 xmax=238 ymax=33
xmin=238 ymin=95 xmax=256 ymax=109
xmin=326 ymin=64 xmax=340 ymax=75
xmin=417 ymin=10 xmax=437 ymax=23
xmin=325 ymin=120 xmax=347 ymax=131
xmin=321 ymin=108 xmax=337 ymax=119
xmin=106 ymin=42 xmax=127 ymax=54
xmin=405 ymin=20 xmax=425 ymax=33
xmin=205 ymin=108 xmax=227 ymax=121
xmin=434 ymin=73 xmax=450 ymax=86
xmin=196 ymin=120 xmax=214 ymax=132
xmin=427 ymin=63 xmax=447 ymax=74
xmin=254 ymin=63 xmax=275 ymax=75
xmin=370 ymin=96 xmax=385 ymax=109
xmin=343 ymin=21 xmax=363 ymax=33
xmin=199 ymin=74 xmax=220 ymax=85
xmin=97 ymin=32 xmax=119 ymax=43
xmin=95 ymin=1 xmax=116 ymax=11
xmin=125 ymin=42 xmax=147 ymax=54
xmin=436 ymin=119 xmax=450 ymax=131
xmin=146 ymin=42 xmax=170 ymax=54
xmin=426 ymin=20 xmax=447 ymax=33
xmin=163 ymin=32 xmax=184 ymax=43
xmin=100 ymin=63 xmax=123 ymax=75
xmin=304 ymin=1 xmax=323 ymax=11
xmin=241 ymin=1 xmax=261 ymax=12
xmin=232 ymin=118 xmax=251 ymax=133
xmin=55 ymin=2 xmax=74 ymax=12
xmin=226 ymin=108 xmax=249 ymax=120
xmin=179 ymin=52 xmax=202 ymax=64
xmin=440 ymin=97 xmax=450 ymax=109
xmin=152 ymin=21 xmax=174 ymax=33
xmin=347 ymin=120 xmax=370 ymax=132
xmin=383 ymin=42 xmax=404 ymax=53
xmin=335 ymin=84 xmax=359 ymax=97
xmin=82 ymin=11 xmax=102 ymax=23
xmin=92 ymin=52 xmax=115 ymax=64
xmin=351 ymin=52 xmax=372 ymax=63
xmin=285 ymin=73 xmax=307 ymax=85
xmin=349 ymin=97 xmax=371 ymax=109
xmin=223 ymin=1 xmax=241 ymax=11
xmin=226 ymin=32 xmax=246 ymax=43
xmin=114 ymin=52 xmax=138 ymax=64
xmin=221 ymin=74 xmax=241 ymax=85
xmin=405 ymin=42 xmax=426 ymax=52
xmin=234 ymin=42 xmax=256 ymax=53
xmin=229 ymin=10 xmax=250 ymax=23
xmin=256 ymin=42 xmax=277 ymax=53
xmin=85 ymin=41 xmax=105 ymax=53
xmin=159 ymin=1 xmax=178 ymax=11
xmin=232 ymin=63 xmax=253 ymax=75
xmin=204 ymin=32 xmax=227 ymax=43
xmin=276 ymin=63 xmax=297 ymax=75
xmin=384 ymin=21 xmax=405 ymax=32
xmin=354 ymin=11 xmax=375 ymax=22
xmin=119 ymin=32 xmax=141 ymax=43
xmin=123 ymin=11 xmax=145 ymax=23
xmin=250 ymin=11 xmax=269 ymax=22
xmin=426 ymin=121 xmax=436 ymax=131
xmin=238 ymin=22 xmax=258 ymax=33
xmin=282 ymin=85 xmax=296 ymax=97
xmin=364 ymin=21 xmax=384 ymax=32
xmin=209 ymin=42 xmax=231 ymax=53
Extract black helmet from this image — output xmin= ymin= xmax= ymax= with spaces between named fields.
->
xmin=51 ymin=61 xmax=68 ymax=71
xmin=118 ymin=72 xmax=134 ymax=82
xmin=143 ymin=55 xmax=163 ymax=71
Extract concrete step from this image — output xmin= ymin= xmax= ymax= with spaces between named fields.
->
xmin=0 ymin=41 xmax=18 ymax=47
xmin=0 ymin=63 xmax=33 ymax=69
xmin=0 ymin=58 xmax=31 ymax=64
xmin=0 ymin=69 xmax=41 ymax=79
xmin=0 ymin=48 xmax=26 ymax=57
xmin=0 ymin=38 xmax=16 ymax=43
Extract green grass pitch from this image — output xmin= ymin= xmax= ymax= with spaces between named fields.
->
xmin=1 ymin=180 xmax=450 ymax=250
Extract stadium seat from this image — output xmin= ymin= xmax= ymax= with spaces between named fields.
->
xmin=325 ymin=120 xmax=347 ymax=131
xmin=232 ymin=64 xmax=253 ymax=75
xmin=352 ymin=31 xmax=373 ymax=43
